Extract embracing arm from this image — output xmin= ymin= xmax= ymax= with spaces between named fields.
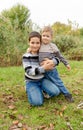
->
xmin=22 ymin=55 xmax=45 ymax=76
xmin=22 ymin=54 xmax=55 ymax=76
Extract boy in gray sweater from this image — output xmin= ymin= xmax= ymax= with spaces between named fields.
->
xmin=39 ymin=26 xmax=74 ymax=102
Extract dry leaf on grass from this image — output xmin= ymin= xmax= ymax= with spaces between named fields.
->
xmin=8 ymin=104 xmax=16 ymax=110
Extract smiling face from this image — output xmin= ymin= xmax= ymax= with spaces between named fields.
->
xmin=29 ymin=37 xmax=41 ymax=54
xmin=42 ymin=31 xmax=52 ymax=44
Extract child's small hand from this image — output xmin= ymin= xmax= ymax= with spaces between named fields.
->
xmin=66 ymin=64 xmax=71 ymax=71
xmin=40 ymin=58 xmax=53 ymax=66
xmin=40 ymin=58 xmax=49 ymax=65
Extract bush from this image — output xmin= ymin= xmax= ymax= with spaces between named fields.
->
xmin=68 ymin=47 xmax=83 ymax=60
xmin=0 ymin=17 xmax=30 ymax=66
xmin=54 ymin=35 xmax=78 ymax=52
xmin=79 ymin=28 xmax=83 ymax=36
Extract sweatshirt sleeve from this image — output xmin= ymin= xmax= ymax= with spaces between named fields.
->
xmin=22 ymin=54 xmax=45 ymax=76
xmin=52 ymin=57 xmax=60 ymax=66
xmin=55 ymin=51 xmax=69 ymax=66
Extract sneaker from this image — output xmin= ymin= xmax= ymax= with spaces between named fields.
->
xmin=65 ymin=94 xmax=74 ymax=103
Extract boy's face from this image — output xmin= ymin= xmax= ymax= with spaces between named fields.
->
xmin=29 ymin=37 xmax=41 ymax=54
xmin=42 ymin=31 xmax=52 ymax=44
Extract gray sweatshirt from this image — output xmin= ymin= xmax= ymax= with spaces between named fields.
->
xmin=39 ymin=42 xmax=69 ymax=66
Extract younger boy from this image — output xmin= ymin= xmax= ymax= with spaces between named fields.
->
xmin=39 ymin=26 xmax=74 ymax=102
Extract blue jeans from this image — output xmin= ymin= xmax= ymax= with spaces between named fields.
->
xmin=45 ymin=68 xmax=70 ymax=96
xmin=26 ymin=78 xmax=60 ymax=106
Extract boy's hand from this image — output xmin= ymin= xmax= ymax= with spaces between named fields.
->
xmin=41 ymin=58 xmax=55 ymax=70
xmin=40 ymin=58 xmax=55 ymax=67
xmin=40 ymin=58 xmax=50 ymax=65
xmin=42 ymin=62 xmax=54 ymax=70
xmin=66 ymin=64 xmax=71 ymax=71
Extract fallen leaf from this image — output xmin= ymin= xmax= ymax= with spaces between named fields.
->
xmin=49 ymin=123 xmax=54 ymax=130
xmin=72 ymin=90 xmax=80 ymax=95
xmin=8 ymin=104 xmax=15 ymax=109
xmin=18 ymin=122 xmax=23 ymax=128
xmin=38 ymin=125 xmax=47 ymax=129
xmin=12 ymin=120 xmax=19 ymax=125
xmin=59 ymin=111 xmax=63 ymax=117
xmin=61 ymin=105 xmax=67 ymax=112
xmin=17 ymin=114 xmax=24 ymax=120
xmin=22 ymin=128 xmax=28 ymax=130
xmin=0 ymin=114 xmax=5 ymax=118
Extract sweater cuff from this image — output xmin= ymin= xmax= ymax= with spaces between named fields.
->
xmin=35 ymin=67 xmax=45 ymax=74
xmin=52 ymin=58 xmax=60 ymax=66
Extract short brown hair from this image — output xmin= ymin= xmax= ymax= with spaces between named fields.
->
xmin=29 ymin=31 xmax=41 ymax=42
xmin=42 ymin=26 xmax=53 ymax=36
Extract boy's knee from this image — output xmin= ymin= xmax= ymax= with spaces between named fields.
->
xmin=51 ymin=88 xmax=60 ymax=96
xmin=55 ymin=88 xmax=60 ymax=96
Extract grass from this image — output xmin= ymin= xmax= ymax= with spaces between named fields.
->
xmin=0 ymin=60 xmax=83 ymax=130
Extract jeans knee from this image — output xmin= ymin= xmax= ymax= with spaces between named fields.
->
xmin=51 ymin=88 xmax=60 ymax=96
xmin=56 ymin=88 xmax=60 ymax=96
xmin=30 ymin=100 xmax=43 ymax=106
xmin=28 ymin=95 xmax=43 ymax=106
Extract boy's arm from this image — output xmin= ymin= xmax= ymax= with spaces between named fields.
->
xmin=40 ymin=57 xmax=60 ymax=67
xmin=52 ymin=57 xmax=60 ymax=66
xmin=55 ymin=51 xmax=71 ymax=70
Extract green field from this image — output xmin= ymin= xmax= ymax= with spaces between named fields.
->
xmin=0 ymin=61 xmax=83 ymax=130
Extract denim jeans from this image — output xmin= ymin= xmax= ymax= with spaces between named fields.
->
xmin=45 ymin=68 xmax=70 ymax=96
xmin=26 ymin=78 xmax=60 ymax=106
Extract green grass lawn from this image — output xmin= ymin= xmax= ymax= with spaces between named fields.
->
xmin=0 ymin=61 xmax=83 ymax=130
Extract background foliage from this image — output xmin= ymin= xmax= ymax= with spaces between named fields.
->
xmin=0 ymin=4 xmax=83 ymax=66
xmin=0 ymin=4 xmax=32 ymax=66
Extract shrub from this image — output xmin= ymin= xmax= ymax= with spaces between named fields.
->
xmin=79 ymin=28 xmax=83 ymax=36
xmin=54 ymin=35 xmax=78 ymax=52
xmin=68 ymin=47 xmax=83 ymax=60
xmin=0 ymin=17 xmax=30 ymax=66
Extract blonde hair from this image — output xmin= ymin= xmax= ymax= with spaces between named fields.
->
xmin=42 ymin=26 xmax=53 ymax=36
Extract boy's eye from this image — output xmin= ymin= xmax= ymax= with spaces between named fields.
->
xmin=42 ymin=34 xmax=46 ymax=37
xmin=42 ymin=35 xmax=49 ymax=38
xmin=46 ymin=35 xmax=49 ymax=38
xmin=36 ymin=42 xmax=40 ymax=44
